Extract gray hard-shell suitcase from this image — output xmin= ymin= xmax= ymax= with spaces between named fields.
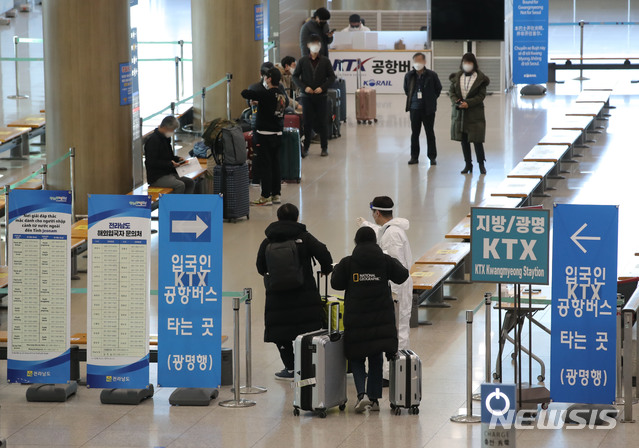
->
xmin=389 ymin=349 xmax=422 ymax=415
xmin=293 ymin=302 xmax=347 ymax=418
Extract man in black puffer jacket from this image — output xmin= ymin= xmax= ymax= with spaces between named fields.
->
xmin=256 ymin=203 xmax=333 ymax=381
xmin=331 ymin=226 xmax=409 ymax=413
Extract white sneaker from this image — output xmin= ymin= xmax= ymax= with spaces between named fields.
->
xmin=355 ymin=397 xmax=372 ymax=413
xmin=272 ymin=195 xmax=281 ymax=204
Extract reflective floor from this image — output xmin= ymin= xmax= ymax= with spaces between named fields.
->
xmin=1 ymin=2 xmax=639 ymax=448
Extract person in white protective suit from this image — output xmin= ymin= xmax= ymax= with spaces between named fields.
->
xmin=357 ymin=196 xmax=413 ymax=358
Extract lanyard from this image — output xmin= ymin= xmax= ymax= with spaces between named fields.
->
xmin=463 ymin=74 xmax=473 ymax=94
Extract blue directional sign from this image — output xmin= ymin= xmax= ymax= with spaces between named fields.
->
xmin=158 ymin=195 xmax=223 ymax=388
xmin=471 ymin=207 xmax=550 ymax=284
xmin=513 ymin=0 xmax=548 ymax=84
xmin=551 ymin=204 xmax=618 ymax=404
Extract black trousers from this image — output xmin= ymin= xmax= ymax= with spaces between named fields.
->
xmin=255 ymin=133 xmax=282 ymax=198
xmin=301 ymin=95 xmax=328 ymax=151
xmin=275 ymin=340 xmax=295 ymax=371
xmin=461 ymin=132 xmax=486 ymax=164
xmin=409 ymin=109 xmax=437 ymax=160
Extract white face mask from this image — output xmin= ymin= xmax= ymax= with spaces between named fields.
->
xmin=263 ymin=80 xmax=269 ymax=89
xmin=462 ymin=63 xmax=474 ymax=73
xmin=164 ymin=131 xmax=175 ymax=138
xmin=413 ymin=62 xmax=424 ymax=71
xmin=308 ymin=44 xmax=321 ymax=54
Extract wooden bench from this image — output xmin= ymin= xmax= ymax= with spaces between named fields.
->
xmin=538 ymin=129 xmax=582 ymax=147
xmin=565 ymin=102 xmax=604 ymax=119
xmin=15 ymin=178 xmax=43 ymax=190
xmin=508 ymin=161 xmax=556 ymax=197
xmin=523 ymin=144 xmax=572 ymax=178
xmin=490 ymin=177 xmax=541 ymax=205
xmin=7 ymin=115 xmax=46 ymax=149
xmin=69 ymin=332 xmax=228 ymax=346
xmin=128 ymin=185 xmax=173 ymax=205
xmin=551 ymin=115 xmax=593 ymax=132
xmin=474 ymin=196 xmax=524 ymax=211
xmin=0 ymin=126 xmax=30 ymax=160
xmin=411 ymin=264 xmax=456 ymax=322
xmin=576 ymin=90 xmax=611 ymax=105
xmin=415 ymin=241 xmax=471 ymax=284
xmin=445 ymin=216 xmax=471 ymax=241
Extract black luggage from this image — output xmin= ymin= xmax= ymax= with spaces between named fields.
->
xmin=280 ymin=128 xmax=302 ymax=183
xmin=213 ymin=163 xmax=249 ymax=221
xmin=332 ymin=78 xmax=347 ymax=123
xmin=327 ymin=89 xmax=341 ymax=139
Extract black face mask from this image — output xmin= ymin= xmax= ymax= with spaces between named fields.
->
xmin=318 ymin=20 xmax=327 ymax=26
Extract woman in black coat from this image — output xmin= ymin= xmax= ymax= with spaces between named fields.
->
xmin=331 ymin=227 xmax=409 ymax=412
xmin=256 ymin=203 xmax=333 ymax=380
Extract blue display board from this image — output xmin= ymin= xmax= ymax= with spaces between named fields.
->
xmin=471 ymin=207 xmax=550 ymax=284
xmin=481 ymin=383 xmax=516 ymax=424
xmin=513 ymin=0 xmax=548 ymax=84
xmin=158 ymin=195 xmax=223 ymax=388
xmin=254 ymin=4 xmax=264 ymax=41
xmin=87 ymin=195 xmax=151 ymax=389
xmin=7 ymin=190 xmax=72 ymax=383
xmin=551 ymin=204 xmax=618 ymax=404
xmin=119 ymin=62 xmax=132 ymax=106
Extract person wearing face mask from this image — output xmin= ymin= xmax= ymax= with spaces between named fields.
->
xmin=449 ymin=53 xmax=490 ymax=175
xmin=403 ymin=52 xmax=442 ymax=166
xmin=341 ymin=14 xmax=371 ymax=32
xmin=300 ymin=7 xmax=333 ymax=58
xmin=292 ymin=34 xmax=336 ymax=158
xmin=144 ymin=115 xmax=195 ymax=194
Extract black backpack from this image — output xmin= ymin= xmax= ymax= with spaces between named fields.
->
xmin=264 ymin=239 xmax=305 ymax=291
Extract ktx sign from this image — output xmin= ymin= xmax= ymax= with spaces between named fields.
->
xmin=471 ymin=207 xmax=550 ymax=284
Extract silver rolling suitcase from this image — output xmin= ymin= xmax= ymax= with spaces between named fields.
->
xmin=293 ymin=302 xmax=347 ymax=418
xmin=390 ymin=349 xmax=422 ymax=415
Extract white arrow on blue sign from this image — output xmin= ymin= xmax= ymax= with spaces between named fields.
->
xmin=551 ymin=204 xmax=618 ymax=405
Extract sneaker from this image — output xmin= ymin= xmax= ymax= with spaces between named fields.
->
xmin=250 ymin=182 xmax=261 ymax=188
xmin=272 ymin=195 xmax=281 ymax=204
xmin=274 ymin=369 xmax=294 ymax=381
xmin=354 ymin=396 xmax=372 ymax=413
xmin=369 ymin=400 xmax=380 ymax=412
xmin=251 ymin=196 xmax=272 ymax=206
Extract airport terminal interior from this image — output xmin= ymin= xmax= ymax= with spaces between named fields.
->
xmin=0 ymin=0 xmax=639 ymax=447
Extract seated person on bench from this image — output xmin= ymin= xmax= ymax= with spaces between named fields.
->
xmin=144 ymin=115 xmax=194 ymax=194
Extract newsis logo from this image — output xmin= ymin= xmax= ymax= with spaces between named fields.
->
xmin=49 ymin=196 xmax=68 ymax=203
xmin=129 ymin=200 xmax=148 ymax=207
xmin=488 ymin=408 xmax=618 ymax=430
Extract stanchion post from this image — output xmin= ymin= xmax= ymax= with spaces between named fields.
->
xmin=8 ymin=36 xmax=28 ymax=100
xmin=219 ymin=296 xmax=256 ymax=408
xmin=41 ymin=163 xmax=47 ymax=190
xmin=174 ymin=56 xmax=181 ymax=102
xmin=615 ymin=305 xmax=624 ymax=405
xmin=226 ymin=73 xmax=232 ymax=120
xmin=4 ymin=185 xmax=10 ymax=266
xmin=240 ymin=288 xmax=267 ymax=394
xmin=170 ymin=102 xmax=176 ymax=154
xmin=622 ymin=309 xmax=634 ymax=422
xmin=451 ymin=310 xmax=481 ymax=423
xmin=485 ymin=292 xmax=492 ymax=383
xmin=200 ymin=87 xmax=206 ymax=133
xmin=69 ymin=148 xmax=76 ymax=223
xmin=575 ymin=20 xmax=589 ymax=81
xmin=178 ymin=40 xmax=185 ymax=97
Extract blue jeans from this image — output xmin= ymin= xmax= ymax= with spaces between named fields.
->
xmin=350 ymin=352 xmax=383 ymax=400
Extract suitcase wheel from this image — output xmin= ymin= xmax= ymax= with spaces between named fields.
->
xmin=409 ymin=407 xmax=419 ymax=415
xmin=293 ymin=407 xmax=300 ymax=416
xmin=393 ymin=407 xmax=402 ymax=416
xmin=357 ymin=120 xmax=362 ymax=124
xmin=339 ymin=403 xmax=346 ymax=411
xmin=374 ymin=118 xmax=378 ymax=123
xmin=318 ymin=409 xmax=327 ymax=418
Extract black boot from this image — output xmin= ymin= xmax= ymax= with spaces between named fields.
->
xmin=479 ymin=163 xmax=487 ymax=174
xmin=461 ymin=163 xmax=473 ymax=174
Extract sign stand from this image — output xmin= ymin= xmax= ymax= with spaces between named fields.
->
xmin=26 ymin=382 xmax=78 ymax=402
xmin=219 ymin=297 xmax=256 ymax=408
xmin=239 ymin=288 xmax=267 ymax=395
xmin=100 ymin=384 xmax=154 ymax=405
xmin=169 ymin=387 xmax=219 ymax=406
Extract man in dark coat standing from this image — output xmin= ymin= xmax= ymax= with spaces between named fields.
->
xmin=403 ymin=52 xmax=442 ymax=166
xmin=256 ymin=203 xmax=333 ymax=380
xmin=331 ymin=227 xmax=409 ymax=412
xmin=299 ymin=7 xmax=334 ymax=58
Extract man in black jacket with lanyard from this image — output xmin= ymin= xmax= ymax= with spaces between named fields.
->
xmin=292 ymin=34 xmax=336 ymax=158
xmin=144 ymin=115 xmax=195 ymax=194
xmin=404 ymin=52 xmax=442 ymax=166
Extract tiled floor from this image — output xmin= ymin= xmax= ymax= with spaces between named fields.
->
xmin=0 ymin=2 xmax=639 ymax=448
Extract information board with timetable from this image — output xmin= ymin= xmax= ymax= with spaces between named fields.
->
xmin=8 ymin=190 xmax=72 ymax=383
xmin=87 ymin=195 xmax=151 ymax=389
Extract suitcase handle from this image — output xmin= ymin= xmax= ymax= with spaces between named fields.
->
xmin=317 ymin=270 xmax=329 ymax=300
xmin=327 ymin=301 xmax=341 ymax=337
xmin=356 ymin=58 xmax=362 ymax=89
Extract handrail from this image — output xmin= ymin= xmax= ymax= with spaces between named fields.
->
xmin=141 ymin=76 xmax=227 ymax=123
xmin=550 ymin=21 xmax=639 ymax=26
xmin=622 ymin=287 xmax=639 ymax=316
xmin=621 ymin=287 xmax=639 ymax=422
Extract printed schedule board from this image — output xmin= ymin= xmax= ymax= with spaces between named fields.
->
xmin=158 ymin=194 xmax=223 ymax=388
xmin=7 ymin=190 xmax=71 ymax=383
xmin=551 ymin=204 xmax=618 ymax=404
xmin=87 ymin=195 xmax=151 ymax=388
xmin=471 ymin=207 xmax=550 ymax=284
xmin=513 ymin=0 xmax=548 ymax=84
